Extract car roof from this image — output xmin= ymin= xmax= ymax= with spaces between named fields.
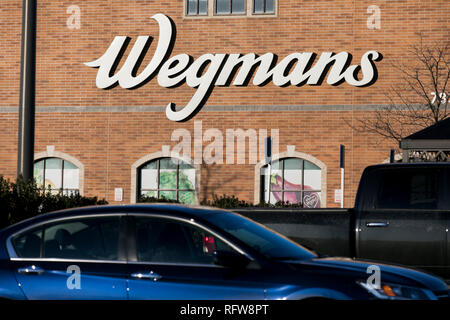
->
xmin=0 ymin=204 xmax=232 ymax=235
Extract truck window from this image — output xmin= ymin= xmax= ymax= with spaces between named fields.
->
xmin=375 ymin=169 xmax=440 ymax=210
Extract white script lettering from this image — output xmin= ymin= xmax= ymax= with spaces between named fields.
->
xmin=85 ymin=14 xmax=381 ymax=122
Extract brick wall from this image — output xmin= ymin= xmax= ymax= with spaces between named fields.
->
xmin=0 ymin=0 xmax=448 ymax=206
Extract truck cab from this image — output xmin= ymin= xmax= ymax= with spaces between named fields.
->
xmin=354 ymin=163 xmax=450 ymax=280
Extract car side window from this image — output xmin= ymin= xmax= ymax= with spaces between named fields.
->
xmin=375 ymin=169 xmax=440 ymax=209
xmin=135 ymin=216 xmax=235 ymax=264
xmin=12 ymin=228 xmax=43 ymax=258
xmin=42 ymin=217 xmax=121 ymax=260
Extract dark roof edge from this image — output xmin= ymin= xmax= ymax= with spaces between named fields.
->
xmin=401 ymin=139 xmax=450 ymax=149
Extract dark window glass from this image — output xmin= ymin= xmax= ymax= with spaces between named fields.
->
xmin=187 ymin=0 xmax=208 ymax=15
xmin=12 ymin=228 xmax=43 ymax=258
xmin=42 ymin=217 xmax=121 ymax=260
xmin=232 ymin=0 xmax=245 ymax=13
xmin=375 ymin=170 xmax=440 ymax=209
xmin=188 ymin=0 xmax=197 ymax=14
xmin=253 ymin=0 xmax=274 ymax=14
xmin=135 ymin=217 xmax=235 ymax=264
xmin=254 ymin=0 xmax=263 ymax=13
xmin=199 ymin=0 xmax=208 ymax=13
xmin=200 ymin=210 xmax=317 ymax=260
xmin=216 ymin=0 xmax=245 ymax=14
xmin=265 ymin=0 xmax=274 ymax=13
xmin=216 ymin=0 xmax=231 ymax=14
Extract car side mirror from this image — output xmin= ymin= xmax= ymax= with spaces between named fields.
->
xmin=213 ymin=250 xmax=250 ymax=269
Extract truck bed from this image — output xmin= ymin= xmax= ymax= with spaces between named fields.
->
xmin=235 ymin=208 xmax=353 ymax=258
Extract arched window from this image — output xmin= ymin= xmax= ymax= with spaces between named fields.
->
xmin=33 ymin=157 xmax=80 ymax=195
xmin=260 ymin=157 xmax=322 ymax=208
xmin=138 ymin=157 xmax=196 ymax=204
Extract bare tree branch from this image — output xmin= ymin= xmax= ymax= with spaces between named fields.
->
xmin=349 ymin=35 xmax=450 ymax=143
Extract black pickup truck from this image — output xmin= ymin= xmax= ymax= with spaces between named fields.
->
xmin=236 ymin=163 xmax=450 ymax=281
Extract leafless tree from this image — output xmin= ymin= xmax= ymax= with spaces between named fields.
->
xmin=352 ymin=35 xmax=449 ymax=143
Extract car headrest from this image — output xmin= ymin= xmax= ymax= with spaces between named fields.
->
xmin=54 ymin=228 xmax=72 ymax=247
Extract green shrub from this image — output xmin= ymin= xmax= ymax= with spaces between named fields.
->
xmin=39 ymin=191 xmax=108 ymax=216
xmin=201 ymin=194 xmax=305 ymax=209
xmin=201 ymin=194 xmax=252 ymax=208
xmin=138 ymin=195 xmax=179 ymax=204
xmin=0 ymin=174 xmax=308 ymax=229
xmin=0 ymin=175 xmax=107 ymax=229
xmin=256 ymin=200 xmax=304 ymax=208
xmin=0 ymin=177 xmax=12 ymax=229
xmin=138 ymin=193 xmax=307 ymax=209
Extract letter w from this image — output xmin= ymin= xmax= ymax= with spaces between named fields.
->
xmin=84 ymin=13 xmax=173 ymax=89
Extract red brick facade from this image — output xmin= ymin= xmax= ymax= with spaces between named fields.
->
xmin=0 ymin=1 xmax=448 ymax=206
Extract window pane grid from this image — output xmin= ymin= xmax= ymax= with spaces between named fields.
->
xmin=216 ymin=0 xmax=246 ymax=15
xmin=187 ymin=0 xmax=208 ymax=15
xmin=253 ymin=0 xmax=274 ymax=13
xmin=139 ymin=158 xmax=195 ymax=204
xmin=142 ymin=189 xmax=195 ymax=192
xmin=35 ymin=158 xmax=79 ymax=195
xmin=186 ymin=0 xmax=275 ymax=16
xmin=262 ymin=158 xmax=321 ymax=207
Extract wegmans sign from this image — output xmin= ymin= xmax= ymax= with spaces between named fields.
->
xmin=85 ymin=14 xmax=382 ymax=122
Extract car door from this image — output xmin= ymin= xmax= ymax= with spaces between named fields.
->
xmin=126 ymin=214 xmax=267 ymax=300
xmin=8 ymin=214 xmax=128 ymax=299
xmin=357 ymin=167 xmax=448 ymax=277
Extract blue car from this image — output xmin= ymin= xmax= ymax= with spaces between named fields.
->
xmin=0 ymin=204 xmax=448 ymax=300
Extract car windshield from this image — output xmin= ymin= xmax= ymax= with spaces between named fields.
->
xmin=200 ymin=210 xmax=317 ymax=261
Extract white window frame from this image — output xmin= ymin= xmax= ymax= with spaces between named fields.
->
xmin=254 ymin=150 xmax=327 ymax=207
xmin=34 ymin=147 xmax=84 ymax=196
xmin=131 ymin=151 xmax=201 ymax=204
xmin=183 ymin=0 xmax=278 ymax=18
